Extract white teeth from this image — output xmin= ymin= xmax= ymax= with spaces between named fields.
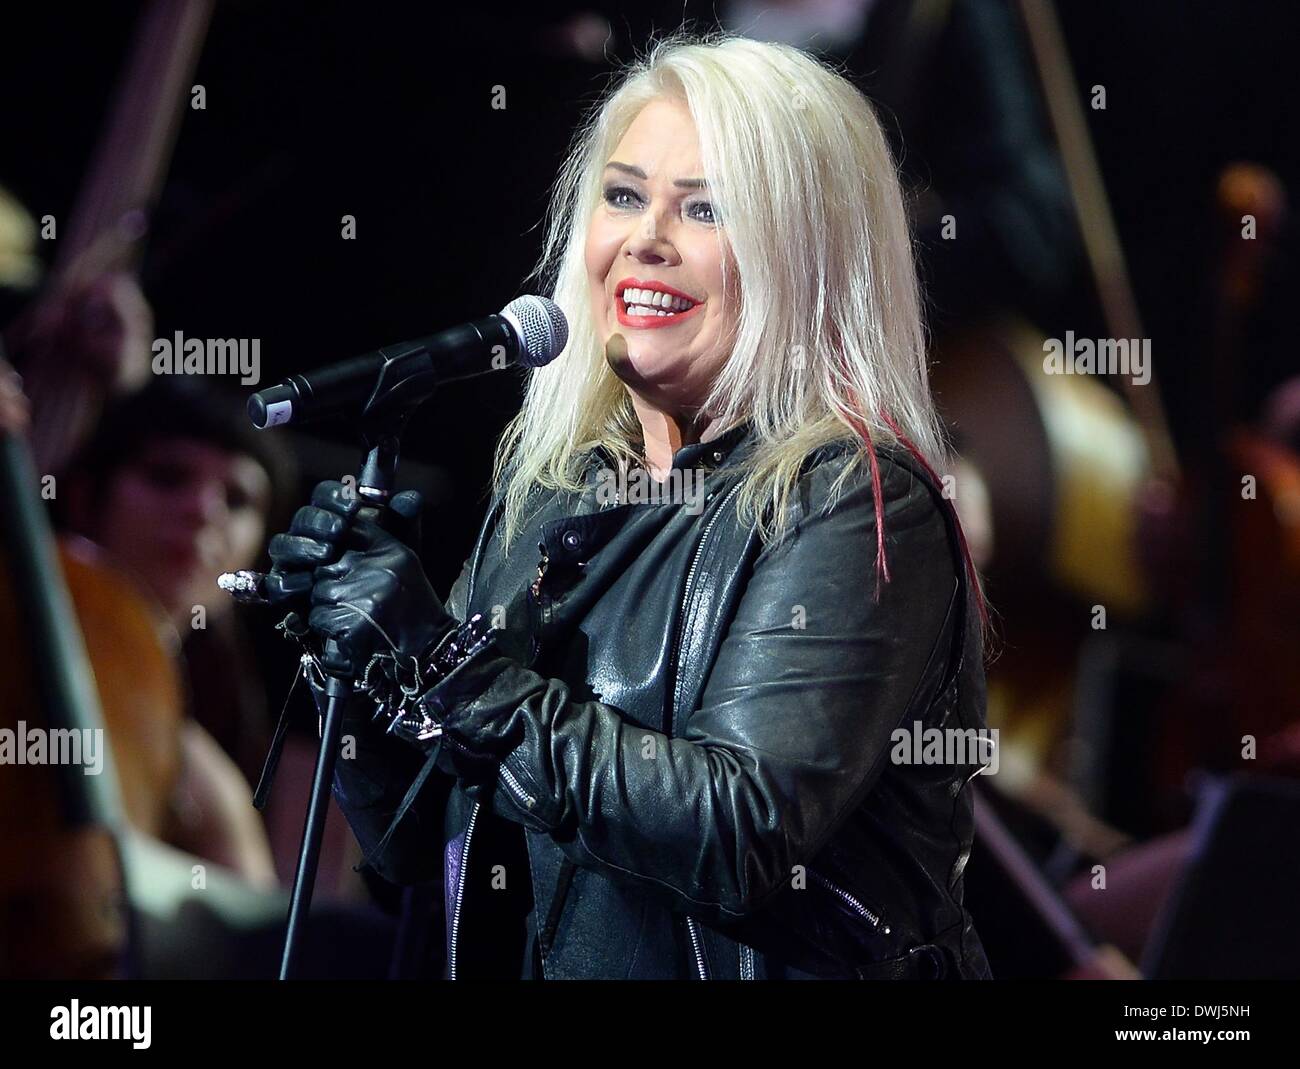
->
xmin=622 ymin=287 xmax=695 ymax=312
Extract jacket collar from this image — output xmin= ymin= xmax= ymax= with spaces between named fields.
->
xmin=572 ymin=417 xmax=754 ymax=516
xmin=668 ymin=416 xmax=754 ymax=471
xmin=591 ymin=416 xmax=754 ymax=475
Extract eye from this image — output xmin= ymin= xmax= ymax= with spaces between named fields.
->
xmin=141 ymin=461 xmax=188 ymax=491
xmin=686 ymin=200 xmax=719 ymax=225
xmin=603 ymin=185 xmax=642 ymax=210
xmin=226 ymin=483 xmax=252 ymax=511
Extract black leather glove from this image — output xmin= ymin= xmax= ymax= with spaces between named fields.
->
xmin=260 ymin=480 xmax=468 ymax=884
xmin=266 ymin=480 xmax=455 ymax=678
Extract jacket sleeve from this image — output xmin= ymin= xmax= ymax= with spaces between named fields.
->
xmin=326 ymin=549 xmax=476 ymax=885
xmin=417 ymin=455 xmax=964 ymax=923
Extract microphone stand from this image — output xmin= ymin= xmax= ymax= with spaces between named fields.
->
xmin=279 ymin=650 xmax=349 ymax=980
xmin=274 ymin=364 xmax=417 ymax=980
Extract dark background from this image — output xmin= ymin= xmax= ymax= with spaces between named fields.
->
xmin=4 ymin=1 xmax=1297 ymax=593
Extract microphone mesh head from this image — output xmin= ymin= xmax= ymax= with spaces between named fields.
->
xmin=501 ymin=295 xmax=568 ymax=368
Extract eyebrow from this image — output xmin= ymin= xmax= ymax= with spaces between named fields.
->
xmin=604 ymin=161 xmax=708 ymax=189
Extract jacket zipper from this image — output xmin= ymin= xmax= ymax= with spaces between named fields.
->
xmin=739 ymin=942 xmax=755 ymax=979
xmin=447 ymin=502 xmax=517 ymax=979
xmin=444 ymin=734 xmax=537 ymax=976
xmin=442 ymin=731 xmax=538 ymax=811
xmin=685 ymin=916 xmax=709 ymax=979
xmin=670 ymin=480 xmax=744 ymax=721
xmin=673 ymin=481 xmax=742 ymax=981
xmin=497 ymin=760 xmax=537 ymax=810
xmin=451 ymin=542 xmax=549 ymax=978
xmin=810 ymin=870 xmax=891 ymax=934
xmin=448 ymin=801 xmax=480 ymax=979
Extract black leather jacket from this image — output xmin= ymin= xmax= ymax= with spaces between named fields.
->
xmin=331 ymin=419 xmax=992 ymax=979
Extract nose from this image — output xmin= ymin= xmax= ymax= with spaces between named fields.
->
xmin=623 ymin=209 xmax=679 ymax=266
xmin=175 ymin=478 xmax=227 ymax=529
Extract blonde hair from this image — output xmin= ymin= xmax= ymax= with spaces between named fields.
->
xmin=491 ymin=30 xmax=950 ymax=561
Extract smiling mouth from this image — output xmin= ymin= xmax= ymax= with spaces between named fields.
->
xmin=614 ymin=284 xmax=705 ymax=328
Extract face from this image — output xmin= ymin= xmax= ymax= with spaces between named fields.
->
xmin=93 ymin=438 xmax=271 ymax=620
xmin=585 ymin=97 xmax=739 ymax=416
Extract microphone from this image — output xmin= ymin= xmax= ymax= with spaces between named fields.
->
xmin=247 ymin=294 xmax=568 ymax=429
xmin=217 ymin=569 xmax=272 ymax=605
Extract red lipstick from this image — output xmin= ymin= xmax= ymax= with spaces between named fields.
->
xmin=614 ymin=277 xmax=705 ymax=330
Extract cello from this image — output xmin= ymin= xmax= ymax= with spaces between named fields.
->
xmin=0 ymin=0 xmax=215 ymax=978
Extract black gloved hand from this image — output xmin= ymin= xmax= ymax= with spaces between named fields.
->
xmin=266 ymin=480 xmax=453 ymax=678
xmin=264 ymin=478 xmax=422 ymax=601
xmin=263 ymin=479 xmax=360 ymax=608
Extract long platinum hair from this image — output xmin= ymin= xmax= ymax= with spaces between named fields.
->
xmin=491 ymin=30 xmax=951 ymax=560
